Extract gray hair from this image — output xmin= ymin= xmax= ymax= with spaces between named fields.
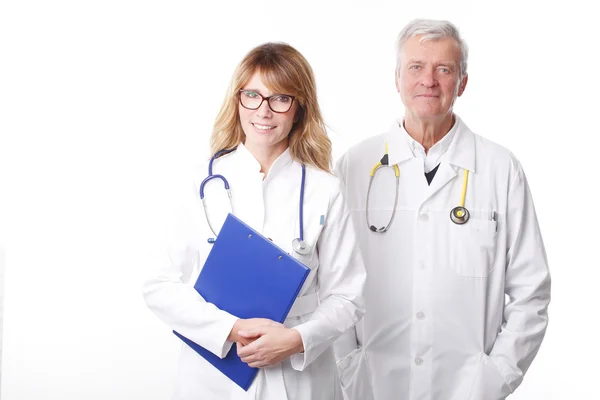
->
xmin=395 ymin=19 xmax=469 ymax=78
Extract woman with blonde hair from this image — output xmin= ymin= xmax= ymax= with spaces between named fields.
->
xmin=143 ymin=42 xmax=366 ymax=399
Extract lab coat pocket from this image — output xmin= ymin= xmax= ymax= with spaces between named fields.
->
xmin=450 ymin=217 xmax=498 ymax=278
xmin=337 ymin=348 xmax=374 ymax=400
xmin=468 ymin=353 xmax=512 ymax=400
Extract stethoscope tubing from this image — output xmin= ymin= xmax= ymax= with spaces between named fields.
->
xmin=200 ymin=148 xmax=309 ymax=254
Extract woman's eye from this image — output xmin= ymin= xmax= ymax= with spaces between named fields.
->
xmin=273 ymin=95 xmax=291 ymax=103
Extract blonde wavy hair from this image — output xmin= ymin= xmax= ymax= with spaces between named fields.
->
xmin=210 ymin=42 xmax=331 ymax=172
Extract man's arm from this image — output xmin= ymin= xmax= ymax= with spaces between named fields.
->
xmin=472 ymin=159 xmax=551 ymax=399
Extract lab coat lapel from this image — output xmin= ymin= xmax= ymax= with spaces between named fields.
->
xmin=443 ymin=117 xmax=476 ymax=174
xmin=422 ymin=162 xmax=458 ymax=205
xmin=420 ymin=117 xmax=476 ymax=206
xmin=386 ymin=121 xmax=431 ymax=206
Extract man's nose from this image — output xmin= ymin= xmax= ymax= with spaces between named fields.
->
xmin=420 ymin=68 xmax=437 ymax=87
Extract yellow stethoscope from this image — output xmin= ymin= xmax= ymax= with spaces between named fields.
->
xmin=365 ymin=143 xmax=470 ymax=232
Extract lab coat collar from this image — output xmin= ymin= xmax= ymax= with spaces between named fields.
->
xmin=387 ymin=115 xmax=476 ymax=173
xmin=401 ymin=118 xmax=458 ymax=160
xmin=235 ymin=142 xmax=294 ymax=180
xmin=235 ymin=142 xmax=262 ymax=173
xmin=442 ymin=115 xmax=476 ymax=173
xmin=386 ymin=121 xmax=415 ymax=167
xmin=265 ymin=147 xmax=293 ymax=181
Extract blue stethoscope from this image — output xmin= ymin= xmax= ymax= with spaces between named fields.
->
xmin=199 ymin=148 xmax=311 ymax=255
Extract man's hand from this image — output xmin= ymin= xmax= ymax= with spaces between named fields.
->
xmin=227 ymin=318 xmax=283 ymax=346
xmin=236 ymin=326 xmax=304 ymax=367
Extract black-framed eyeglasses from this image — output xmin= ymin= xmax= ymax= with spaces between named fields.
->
xmin=238 ymin=90 xmax=295 ymax=113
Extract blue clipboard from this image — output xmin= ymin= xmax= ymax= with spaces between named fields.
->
xmin=173 ymin=213 xmax=311 ymax=391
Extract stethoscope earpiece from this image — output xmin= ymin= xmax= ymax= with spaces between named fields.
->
xmin=369 ymin=225 xmax=387 ymax=233
xmin=450 ymin=206 xmax=470 ymax=225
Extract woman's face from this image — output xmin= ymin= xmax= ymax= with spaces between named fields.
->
xmin=238 ymin=71 xmax=299 ymax=155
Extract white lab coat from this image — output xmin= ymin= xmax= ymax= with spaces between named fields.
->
xmin=143 ymin=143 xmax=366 ymax=400
xmin=333 ymin=116 xmax=550 ymax=400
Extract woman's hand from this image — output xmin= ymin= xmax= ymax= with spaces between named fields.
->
xmin=236 ymin=326 xmax=304 ymax=367
xmin=227 ymin=318 xmax=283 ymax=345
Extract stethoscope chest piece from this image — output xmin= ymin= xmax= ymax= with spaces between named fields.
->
xmin=450 ymin=206 xmax=470 ymax=225
xmin=292 ymin=238 xmax=310 ymax=255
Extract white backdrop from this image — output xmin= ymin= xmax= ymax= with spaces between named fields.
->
xmin=1 ymin=1 xmax=598 ymax=399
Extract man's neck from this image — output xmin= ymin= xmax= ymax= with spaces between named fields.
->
xmin=404 ymin=113 xmax=455 ymax=153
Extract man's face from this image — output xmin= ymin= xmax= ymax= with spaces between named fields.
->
xmin=396 ymin=35 xmax=468 ymax=122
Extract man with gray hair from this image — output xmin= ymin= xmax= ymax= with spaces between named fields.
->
xmin=333 ymin=19 xmax=550 ymax=400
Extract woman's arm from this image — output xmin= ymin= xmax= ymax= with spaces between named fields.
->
xmin=288 ymin=179 xmax=366 ymax=370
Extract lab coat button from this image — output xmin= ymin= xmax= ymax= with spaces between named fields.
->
xmin=415 ymin=357 xmax=424 ymax=365
xmin=416 ymin=311 xmax=425 ymax=320
xmin=419 ymin=213 xmax=429 ymax=222
xmin=419 ymin=262 xmax=427 ymax=270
